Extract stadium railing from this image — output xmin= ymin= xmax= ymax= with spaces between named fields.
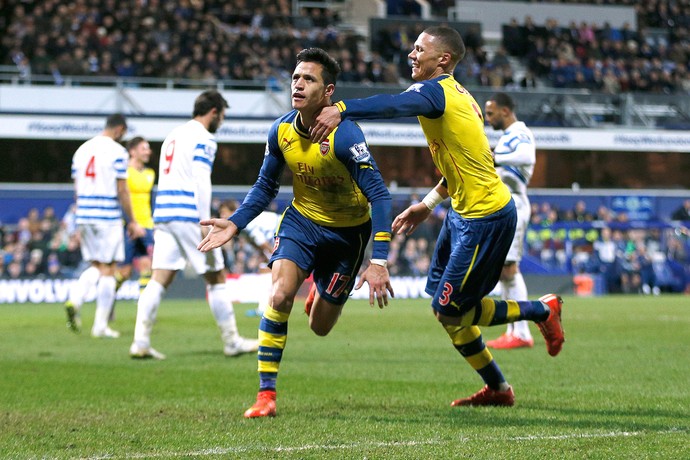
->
xmin=1 ymin=75 xmax=689 ymax=129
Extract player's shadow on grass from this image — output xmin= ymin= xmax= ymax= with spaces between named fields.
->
xmin=311 ymin=399 xmax=689 ymax=435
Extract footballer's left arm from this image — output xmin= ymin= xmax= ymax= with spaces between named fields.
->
xmin=334 ymin=123 xmax=392 ymax=261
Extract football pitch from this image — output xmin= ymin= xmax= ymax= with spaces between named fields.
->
xmin=1 ymin=295 xmax=688 ymax=459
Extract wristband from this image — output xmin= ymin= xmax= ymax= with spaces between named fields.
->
xmin=370 ymin=258 xmax=388 ymax=268
xmin=422 ymin=189 xmax=444 ymax=210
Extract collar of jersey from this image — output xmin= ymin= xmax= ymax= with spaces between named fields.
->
xmin=292 ymin=114 xmax=310 ymax=139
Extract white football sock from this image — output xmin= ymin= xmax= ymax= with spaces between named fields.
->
xmin=69 ymin=265 xmax=100 ymax=309
xmin=133 ymin=279 xmax=165 ymax=349
xmin=208 ymin=283 xmax=239 ymax=345
xmin=501 ymin=271 xmax=529 ymax=337
xmin=504 ymin=272 xmax=532 ymax=340
xmin=92 ymin=276 xmax=116 ymax=333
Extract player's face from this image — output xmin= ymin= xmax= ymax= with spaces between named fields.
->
xmin=208 ymin=108 xmax=225 ymax=134
xmin=484 ymin=101 xmax=506 ymax=130
xmin=131 ymin=141 xmax=152 ymax=164
xmin=291 ymin=61 xmax=332 ymax=111
xmin=408 ymin=32 xmax=445 ymax=82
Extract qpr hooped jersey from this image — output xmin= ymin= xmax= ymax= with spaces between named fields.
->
xmin=153 ymin=120 xmax=216 ymax=223
xmin=71 ymin=135 xmax=128 ymax=225
xmin=245 ymin=211 xmax=281 ymax=247
xmin=493 ymin=120 xmax=535 ymax=198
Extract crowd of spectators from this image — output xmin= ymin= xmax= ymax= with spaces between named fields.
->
xmin=3 ymin=0 xmax=689 ymax=94
xmin=2 ymin=199 xmax=689 ymax=295
xmin=377 ymin=0 xmax=690 ymax=94
xmin=526 ymin=199 xmax=690 ymax=294
xmin=0 ymin=205 xmax=82 ymax=280
xmin=503 ymin=11 xmax=690 ymax=94
xmin=1 ymin=0 xmax=365 ymax=88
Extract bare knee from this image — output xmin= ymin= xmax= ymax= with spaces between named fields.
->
xmin=269 ymin=289 xmax=295 ymax=313
xmin=310 ymin=322 xmax=333 ymax=337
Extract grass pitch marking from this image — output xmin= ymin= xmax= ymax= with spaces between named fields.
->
xmin=85 ymin=428 xmax=685 ymax=459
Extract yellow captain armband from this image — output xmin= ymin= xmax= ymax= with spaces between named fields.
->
xmin=374 ymin=231 xmax=392 ymax=242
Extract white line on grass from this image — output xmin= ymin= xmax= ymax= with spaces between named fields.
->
xmin=85 ymin=429 xmax=684 ymax=459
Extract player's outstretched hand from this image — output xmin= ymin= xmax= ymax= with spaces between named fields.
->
xmin=392 ymin=202 xmax=432 ymax=236
xmin=355 ymin=263 xmax=394 ymax=308
xmin=197 ymin=218 xmax=239 ymax=252
xmin=310 ymin=105 xmax=342 ymax=144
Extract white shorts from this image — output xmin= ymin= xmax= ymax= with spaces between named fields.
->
xmin=79 ymin=223 xmax=124 ymax=264
xmin=505 ymin=193 xmax=530 ymax=264
xmin=151 ymin=221 xmax=224 ymax=275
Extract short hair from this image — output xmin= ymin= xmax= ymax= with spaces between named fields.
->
xmin=105 ymin=113 xmax=127 ymax=130
xmin=489 ymin=92 xmax=515 ymax=111
xmin=219 ymin=199 xmax=239 ymax=213
xmin=193 ymin=90 xmax=229 ymax=118
xmin=126 ymin=136 xmax=147 ymax=151
xmin=423 ymin=26 xmax=466 ymax=68
xmin=296 ymin=48 xmax=341 ymax=86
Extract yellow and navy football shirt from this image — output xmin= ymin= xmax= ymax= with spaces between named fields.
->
xmin=127 ymin=165 xmax=155 ymax=229
xmin=335 ymin=74 xmax=511 ymax=219
xmin=230 ymin=110 xmax=392 ymax=260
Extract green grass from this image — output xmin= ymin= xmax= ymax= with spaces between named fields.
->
xmin=1 ymin=295 xmax=689 ymax=459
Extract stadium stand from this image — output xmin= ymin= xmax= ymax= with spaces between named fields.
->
xmin=2 ymin=0 xmax=688 ymax=99
xmin=1 ymin=0 xmax=689 ymax=295
xmin=2 ymin=193 xmax=688 ymax=294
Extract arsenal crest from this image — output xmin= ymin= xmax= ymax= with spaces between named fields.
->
xmin=320 ymin=139 xmax=330 ymax=156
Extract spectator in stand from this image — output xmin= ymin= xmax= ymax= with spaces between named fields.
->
xmin=571 ymin=200 xmax=595 ymax=223
xmin=595 ymin=205 xmax=615 ymax=223
xmin=671 ymin=199 xmax=690 ymax=221
xmin=593 ymin=227 xmax=620 ymax=293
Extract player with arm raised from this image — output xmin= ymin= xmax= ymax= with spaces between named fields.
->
xmin=311 ymin=26 xmax=564 ymax=407
xmin=198 ymin=48 xmax=394 ymax=418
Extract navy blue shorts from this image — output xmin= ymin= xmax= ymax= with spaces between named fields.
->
xmin=269 ymin=206 xmax=371 ymax=306
xmin=123 ymin=228 xmax=154 ymax=265
xmin=426 ymin=199 xmax=517 ymax=317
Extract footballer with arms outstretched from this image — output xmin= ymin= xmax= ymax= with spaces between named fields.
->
xmin=198 ymin=48 xmax=394 ymax=418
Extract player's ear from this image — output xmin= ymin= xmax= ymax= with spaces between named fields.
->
xmin=324 ymin=83 xmax=335 ymax=97
xmin=439 ymin=51 xmax=452 ymax=67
